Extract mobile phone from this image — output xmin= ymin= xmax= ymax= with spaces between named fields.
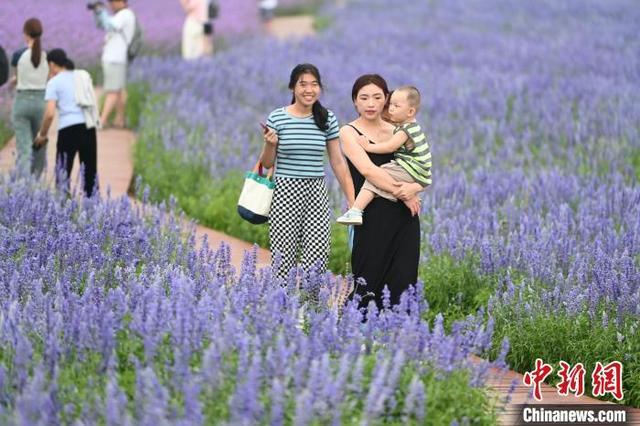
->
xmin=259 ymin=122 xmax=269 ymax=133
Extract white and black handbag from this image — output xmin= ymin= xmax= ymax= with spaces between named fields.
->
xmin=237 ymin=162 xmax=275 ymax=224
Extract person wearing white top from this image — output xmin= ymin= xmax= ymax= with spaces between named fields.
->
xmin=179 ymin=0 xmax=211 ymax=60
xmin=10 ymin=18 xmax=49 ymax=178
xmin=92 ymin=0 xmax=135 ymax=128
xmin=35 ymin=49 xmax=99 ymax=197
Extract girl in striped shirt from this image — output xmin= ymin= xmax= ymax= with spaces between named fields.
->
xmin=260 ymin=64 xmax=354 ymax=277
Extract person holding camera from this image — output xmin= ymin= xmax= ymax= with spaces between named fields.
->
xmin=179 ymin=0 xmax=213 ymax=59
xmin=88 ymin=0 xmax=135 ymax=128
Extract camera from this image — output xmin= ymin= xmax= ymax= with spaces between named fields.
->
xmin=86 ymin=1 xmax=104 ymax=11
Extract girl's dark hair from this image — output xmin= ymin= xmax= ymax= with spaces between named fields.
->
xmin=23 ymin=18 xmax=43 ymax=68
xmin=288 ymin=63 xmax=329 ymax=130
xmin=47 ymin=48 xmax=75 ymax=70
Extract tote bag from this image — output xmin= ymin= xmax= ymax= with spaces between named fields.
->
xmin=237 ymin=162 xmax=275 ymax=224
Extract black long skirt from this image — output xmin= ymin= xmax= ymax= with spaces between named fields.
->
xmin=347 ymin=150 xmax=420 ymax=309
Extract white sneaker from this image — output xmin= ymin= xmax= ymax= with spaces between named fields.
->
xmin=337 ymin=209 xmax=363 ymax=225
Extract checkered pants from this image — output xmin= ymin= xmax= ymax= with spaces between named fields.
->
xmin=269 ymin=177 xmax=331 ymax=277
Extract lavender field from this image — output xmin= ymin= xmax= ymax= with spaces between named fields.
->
xmin=0 ymin=176 xmax=505 ymax=423
xmin=130 ymin=0 xmax=640 ymax=406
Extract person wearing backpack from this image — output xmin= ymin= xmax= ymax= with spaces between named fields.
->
xmin=10 ymin=18 xmax=49 ymax=178
xmin=91 ymin=0 xmax=136 ymax=128
xmin=179 ymin=0 xmax=214 ymax=59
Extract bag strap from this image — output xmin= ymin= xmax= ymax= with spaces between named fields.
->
xmin=117 ymin=10 xmax=136 ymax=47
xmin=253 ymin=161 xmax=274 ymax=179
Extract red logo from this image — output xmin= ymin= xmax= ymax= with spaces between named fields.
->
xmin=592 ymin=361 xmax=624 ymax=401
xmin=556 ymin=361 xmax=586 ymax=397
xmin=523 ymin=358 xmax=553 ymax=401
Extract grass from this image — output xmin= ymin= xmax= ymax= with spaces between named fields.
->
xmin=630 ymin=148 xmax=640 ymax=182
xmin=420 ymin=253 xmax=500 ymax=328
xmin=417 ymin=253 xmax=640 ymax=408
xmin=0 ymin=118 xmax=13 ymax=150
xmin=313 ymin=14 xmax=334 ymax=32
xmin=274 ymin=0 xmax=325 ymax=17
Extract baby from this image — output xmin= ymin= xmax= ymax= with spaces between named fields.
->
xmin=337 ymin=86 xmax=431 ymax=225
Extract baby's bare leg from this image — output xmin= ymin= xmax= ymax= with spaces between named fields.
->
xmin=353 ymin=188 xmax=376 ymax=211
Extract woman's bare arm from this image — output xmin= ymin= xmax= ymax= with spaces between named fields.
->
xmin=259 ymin=127 xmax=278 ymax=168
xmin=340 ymin=126 xmax=399 ymax=193
xmin=327 ymin=138 xmax=355 ymax=207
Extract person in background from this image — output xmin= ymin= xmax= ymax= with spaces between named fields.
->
xmin=91 ymin=0 xmax=135 ymax=128
xmin=10 ymin=18 xmax=49 ymax=178
xmin=258 ymin=0 xmax=278 ymax=34
xmin=35 ymin=49 xmax=99 ymax=197
xmin=260 ymin=63 xmax=354 ymax=278
xmin=179 ymin=0 xmax=211 ymax=59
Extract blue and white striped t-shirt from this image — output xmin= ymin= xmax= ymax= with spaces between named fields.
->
xmin=266 ymin=107 xmax=340 ymax=178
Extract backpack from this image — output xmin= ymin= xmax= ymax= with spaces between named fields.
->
xmin=0 ymin=45 xmax=9 ymax=87
xmin=208 ymin=1 xmax=219 ymax=20
xmin=127 ymin=15 xmax=143 ymax=63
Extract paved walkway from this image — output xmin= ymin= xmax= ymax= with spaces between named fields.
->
xmin=1 ymin=16 xmax=638 ymax=425
xmin=271 ymin=15 xmax=315 ymax=39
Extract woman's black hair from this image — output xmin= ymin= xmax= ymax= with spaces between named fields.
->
xmin=288 ymin=63 xmax=329 ymax=130
xmin=47 ymin=48 xmax=75 ymax=70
